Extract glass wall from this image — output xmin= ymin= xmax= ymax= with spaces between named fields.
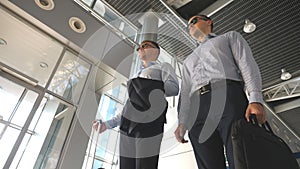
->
xmin=0 ymin=44 xmax=91 ymax=169
xmin=48 ymin=50 xmax=91 ymax=104
xmin=83 ymin=85 xmax=127 ymax=169
xmin=0 ymin=76 xmax=39 ymax=168
xmin=11 ymin=95 xmax=76 ymax=169
xmin=77 ymin=0 xmax=138 ymax=41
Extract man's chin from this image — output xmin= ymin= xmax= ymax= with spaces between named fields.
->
xmin=191 ymin=34 xmax=200 ymax=41
xmin=191 ymin=31 xmax=204 ymax=41
xmin=139 ymin=55 xmax=145 ymax=60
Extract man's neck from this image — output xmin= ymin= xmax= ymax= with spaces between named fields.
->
xmin=142 ymin=60 xmax=156 ymax=68
xmin=198 ymin=32 xmax=214 ymax=43
xmin=198 ymin=36 xmax=206 ymax=43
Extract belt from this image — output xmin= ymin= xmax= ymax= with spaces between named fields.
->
xmin=198 ymin=84 xmax=211 ymax=95
xmin=197 ymin=79 xmax=242 ymax=95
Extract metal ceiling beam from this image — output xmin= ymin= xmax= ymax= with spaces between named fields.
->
xmin=263 ymin=76 xmax=300 ymax=102
xmin=200 ymin=0 xmax=234 ymax=16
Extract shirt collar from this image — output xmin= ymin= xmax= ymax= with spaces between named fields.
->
xmin=198 ymin=33 xmax=217 ymax=44
xmin=141 ymin=61 xmax=157 ymax=69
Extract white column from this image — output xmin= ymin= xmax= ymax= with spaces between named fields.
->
xmin=139 ymin=12 xmax=159 ymax=42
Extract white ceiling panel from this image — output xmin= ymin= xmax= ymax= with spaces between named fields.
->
xmin=0 ymin=7 xmax=63 ymax=86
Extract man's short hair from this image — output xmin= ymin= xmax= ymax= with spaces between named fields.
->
xmin=141 ymin=40 xmax=160 ymax=50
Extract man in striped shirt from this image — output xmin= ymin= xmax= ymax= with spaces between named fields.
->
xmin=174 ymin=15 xmax=266 ymax=169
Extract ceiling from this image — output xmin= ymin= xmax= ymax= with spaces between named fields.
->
xmin=0 ymin=0 xmax=299 ymax=141
xmin=1 ymin=0 xmax=300 ymax=90
xmin=0 ymin=6 xmax=63 ymax=87
xmin=102 ymin=0 xmax=300 ymax=89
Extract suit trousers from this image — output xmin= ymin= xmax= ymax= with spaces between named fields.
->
xmin=119 ymin=122 xmax=164 ymax=169
xmin=188 ymin=81 xmax=248 ymax=169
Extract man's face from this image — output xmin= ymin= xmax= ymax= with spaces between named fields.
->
xmin=137 ymin=42 xmax=159 ymax=60
xmin=188 ymin=16 xmax=211 ymax=39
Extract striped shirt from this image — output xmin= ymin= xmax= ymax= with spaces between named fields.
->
xmin=179 ymin=31 xmax=263 ymax=125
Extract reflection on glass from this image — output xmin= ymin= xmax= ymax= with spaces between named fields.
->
xmin=11 ymin=91 xmax=38 ymax=126
xmin=106 ymin=85 xmax=127 ymax=104
xmin=0 ymin=76 xmax=37 ymax=168
xmin=0 ymin=72 xmax=78 ymax=169
xmin=81 ymin=0 xmax=93 ymax=6
xmin=94 ymin=0 xmax=106 ymax=16
xmin=48 ymin=50 xmax=90 ymax=104
xmin=80 ymin=0 xmax=137 ymax=41
xmin=0 ymin=76 xmax=25 ymax=121
xmin=9 ymin=134 xmax=31 ymax=169
xmin=83 ymin=86 xmax=125 ymax=169
xmin=94 ymin=0 xmax=137 ymax=40
xmin=98 ymin=94 xmax=123 ymax=122
xmin=28 ymin=98 xmax=48 ymax=131
xmin=0 ymin=126 xmax=21 ymax=168
xmin=94 ymin=159 xmax=117 ymax=169
xmin=12 ymin=94 xmax=75 ymax=169
xmin=94 ymin=94 xmax=121 ymax=164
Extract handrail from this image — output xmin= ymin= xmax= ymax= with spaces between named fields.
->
xmin=264 ymin=104 xmax=300 ymax=141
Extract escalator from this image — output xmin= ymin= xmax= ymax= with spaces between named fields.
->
xmin=264 ymin=103 xmax=300 ymax=166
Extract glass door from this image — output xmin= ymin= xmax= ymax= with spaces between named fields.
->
xmin=0 ymin=69 xmax=76 ymax=169
xmin=0 ymin=74 xmax=41 ymax=168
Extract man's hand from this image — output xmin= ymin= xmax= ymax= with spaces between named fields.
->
xmin=174 ymin=124 xmax=188 ymax=143
xmin=92 ymin=120 xmax=107 ymax=133
xmin=245 ymin=103 xmax=266 ymax=124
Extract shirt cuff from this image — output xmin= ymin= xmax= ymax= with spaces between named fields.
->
xmin=103 ymin=120 xmax=115 ymax=129
xmin=248 ymin=91 xmax=264 ymax=104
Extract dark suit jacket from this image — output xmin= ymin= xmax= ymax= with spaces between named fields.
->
xmin=120 ymin=77 xmax=168 ymax=133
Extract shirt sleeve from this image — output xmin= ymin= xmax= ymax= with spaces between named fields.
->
xmin=178 ymin=63 xmax=192 ymax=126
xmin=229 ymin=31 xmax=264 ymax=104
xmin=161 ymin=62 xmax=179 ymax=97
xmin=103 ymin=110 xmax=122 ymax=129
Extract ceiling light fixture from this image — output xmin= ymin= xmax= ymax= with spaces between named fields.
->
xmin=39 ymin=62 xmax=48 ymax=69
xmin=280 ymin=68 xmax=292 ymax=80
xmin=0 ymin=38 xmax=7 ymax=45
xmin=243 ymin=19 xmax=256 ymax=33
xmin=69 ymin=17 xmax=86 ymax=33
xmin=34 ymin=0 xmax=55 ymax=11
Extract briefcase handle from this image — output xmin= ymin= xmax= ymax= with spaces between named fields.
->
xmin=249 ymin=114 xmax=275 ymax=135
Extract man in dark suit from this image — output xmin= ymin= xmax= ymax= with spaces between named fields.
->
xmin=93 ymin=40 xmax=179 ymax=169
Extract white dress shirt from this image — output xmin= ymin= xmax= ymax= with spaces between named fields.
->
xmin=179 ymin=31 xmax=264 ymax=125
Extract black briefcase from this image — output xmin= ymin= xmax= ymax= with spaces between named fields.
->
xmin=231 ymin=115 xmax=299 ymax=169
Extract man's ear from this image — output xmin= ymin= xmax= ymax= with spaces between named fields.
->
xmin=207 ymin=20 xmax=213 ymax=26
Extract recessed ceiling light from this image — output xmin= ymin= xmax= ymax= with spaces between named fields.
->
xmin=69 ymin=17 xmax=86 ymax=33
xmin=39 ymin=62 xmax=48 ymax=69
xmin=0 ymin=38 xmax=7 ymax=45
xmin=34 ymin=0 xmax=55 ymax=11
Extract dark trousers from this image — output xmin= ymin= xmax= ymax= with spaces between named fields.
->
xmin=119 ymin=122 xmax=164 ymax=169
xmin=188 ymin=81 xmax=248 ymax=169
